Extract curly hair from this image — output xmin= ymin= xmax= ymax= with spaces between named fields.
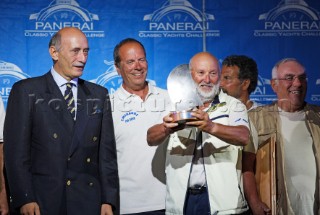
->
xmin=222 ymin=55 xmax=258 ymax=94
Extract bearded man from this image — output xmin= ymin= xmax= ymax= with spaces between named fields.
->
xmin=147 ymin=52 xmax=250 ymax=215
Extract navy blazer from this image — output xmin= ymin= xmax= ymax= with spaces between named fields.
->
xmin=4 ymin=72 xmax=119 ymax=215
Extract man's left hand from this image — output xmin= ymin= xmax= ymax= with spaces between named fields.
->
xmin=187 ymin=109 xmax=214 ymax=133
xmin=101 ymin=204 xmax=113 ymax=215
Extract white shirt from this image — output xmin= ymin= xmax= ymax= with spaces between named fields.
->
xmin=51 ymin=68 xmax=78 ymax=119
xmin=279 ymin=109 xmax=316 ymax=215
xmin=165 ymin=90 xmax=249 ymax=214
xmin=112 ymin=84 xmax=172 ymax=214
xmin=189 ymin=94 xmax=249 ymax=187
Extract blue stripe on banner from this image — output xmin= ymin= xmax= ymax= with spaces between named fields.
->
xmin=210 ymin=114 xmax=229 ymax=121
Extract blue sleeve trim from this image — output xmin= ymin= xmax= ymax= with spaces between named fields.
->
xmin=210 ymin=114 xmax=229 ymax=121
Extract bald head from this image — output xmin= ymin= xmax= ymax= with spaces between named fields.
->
xmin=189 ymin=52 xmax=220 ymax=104
xmin=49 ymin=27 xmax=87 ymax=51
xmin=49 ymin=27 xmax=89 ymax=81
xmin=189 ymin=52 xmax=220 ymax=73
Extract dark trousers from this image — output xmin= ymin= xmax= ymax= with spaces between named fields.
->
xmin=184 ymin=187 xmax=211 ymax=215
xmin=183 ymin=187 xmax=250 ymax=215
xmin=125 ymin=209 xmax=165 ymax=215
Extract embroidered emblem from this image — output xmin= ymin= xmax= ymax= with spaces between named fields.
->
xmin=206 ymin=102 xmax=226 ymax=113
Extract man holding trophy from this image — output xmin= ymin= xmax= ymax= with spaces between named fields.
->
xmin=147 ymin=52 xmax=250 ymax=215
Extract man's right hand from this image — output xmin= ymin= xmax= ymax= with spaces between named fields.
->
xmin=162 ymin=113 xmax=185 ymax=135
xmin=20 ymin=202 xmax=40 ymax=215
xmin=147 ymin=113 xmax=186 ymax=146
xmin=250 ymin=199 xmax=271 ymax=215
xmin=0 ymin=186 xmax=8 ymax=215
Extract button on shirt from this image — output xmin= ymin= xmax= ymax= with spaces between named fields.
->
xmin=51 ymin=68 xmax=78 ymax=120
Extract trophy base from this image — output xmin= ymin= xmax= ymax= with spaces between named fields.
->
xmin=171 ymin=110 xmax=197 ymax=124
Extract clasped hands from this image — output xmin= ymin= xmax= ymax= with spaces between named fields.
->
xmin=163 ymin=108 xmax=214 ymax=135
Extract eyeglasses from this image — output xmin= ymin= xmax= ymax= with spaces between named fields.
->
xmin=275 ymin=75 xmax=307 ymax=82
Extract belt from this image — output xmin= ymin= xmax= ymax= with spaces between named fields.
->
xmin=187 ymin=185 xmax=207 ymax=195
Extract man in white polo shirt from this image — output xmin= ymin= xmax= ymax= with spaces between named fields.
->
xmin=111 ymin=38 xmax=171 ymax=214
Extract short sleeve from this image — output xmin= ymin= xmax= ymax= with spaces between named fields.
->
xmin=228 ymin=101 xmax=249 ymax=129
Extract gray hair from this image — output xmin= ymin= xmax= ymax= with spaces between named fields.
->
xmin=271 ymin=58 xmax=305 ymax=79
xmin=49 ymin=31 xmax=62 ymax=51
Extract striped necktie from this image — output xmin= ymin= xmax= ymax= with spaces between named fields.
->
xmin=64 ymin=83 xmax=75 ymax=119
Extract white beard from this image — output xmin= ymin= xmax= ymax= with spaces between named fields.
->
xmin=196 ymin=82 xmax=220 ymax=103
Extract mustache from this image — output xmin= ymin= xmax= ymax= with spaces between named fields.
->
xmin=198 ymin=81 xmax=219 ymax=88
xmin=73 ymin=62 xmax=85 ymax=67
xmin=198 ymin=83 xmax=214 ymax=87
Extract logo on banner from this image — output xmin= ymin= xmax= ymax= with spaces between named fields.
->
xmin=90 ymin=60 xmax=156 ymax=94
xmin=311 ymin=78 xmax=320 ymax=102
xmin=250 ymin=75 xmax=276 ymax=103
xmin=0 ymin=61 xmax=30 ymax=108
xmin=25 ymin=0 xmax=104 ymax=38
xmin=254 ymin=0 xmax=320 ymax=37
xmin=90 ymin=60 xmax=123 ymax=94
xmin=140 ymin=0 xmax=218 ymax=38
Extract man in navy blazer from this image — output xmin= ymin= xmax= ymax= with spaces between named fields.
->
xmin=3 ymin=27 xmax=119 ymax=215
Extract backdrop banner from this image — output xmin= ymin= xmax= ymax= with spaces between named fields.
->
xmin=1 ymin=0 xmax=320 ymax=109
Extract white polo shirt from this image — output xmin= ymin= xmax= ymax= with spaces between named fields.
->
xmin=111 ymin=84 xmax=172 ymax=214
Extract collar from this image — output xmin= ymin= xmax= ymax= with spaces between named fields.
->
xmin=51 ymin=67 xmax=78 ymax=87
xmin=205 ymin=90 xmax=227 ymax=112
xmin=210 ymin=94 xmax=220 ymax=105
xmin=116 ymin=82 xmax=159 ymax=101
